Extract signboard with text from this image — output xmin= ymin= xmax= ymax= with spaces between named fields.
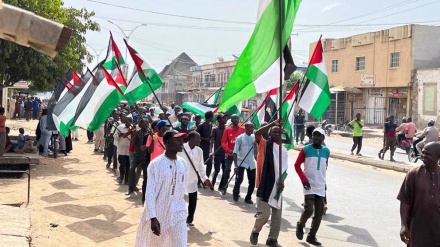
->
xmin=360 ymin=74 xmax=375 ymax=86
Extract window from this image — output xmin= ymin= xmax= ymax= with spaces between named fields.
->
xmin=355 ymin=57 xmax=365 ymax=71
xmin=210 ymin=74 xmax=215 ymax=82
xmin=331 ymin=60 xmax=338 ymax=73
xmin=204 ymin=74 xmax=210 ymax=82
xmin=390 ymin=52 xmax=400 ymax=68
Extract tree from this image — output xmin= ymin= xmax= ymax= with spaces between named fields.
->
xmin=0 ymin=0 xmax=99 ymax=91
xmin=286 ymin=71 xmax=304 ymax=90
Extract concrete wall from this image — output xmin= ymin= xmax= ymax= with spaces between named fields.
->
xmin=414 ymin=69 xmax=440 ymax=128
xmin=412 ymin=25 xmax=440 ymax=69
xmin=313 ymin=26 xmax=413 ymax=89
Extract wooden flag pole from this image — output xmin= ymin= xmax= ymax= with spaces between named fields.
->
xmin=278 ymin=0 xmax=284 ymax=190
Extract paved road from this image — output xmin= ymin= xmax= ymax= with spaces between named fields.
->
xmin=323 ymin=136 xmax=416 ymax=164
xmin=221 ymin=150 xmax=407 ymax=247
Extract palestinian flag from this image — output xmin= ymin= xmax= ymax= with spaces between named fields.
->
xmin=123 ymin=40 xmax=163 ymax=105
xmin=182 ymin=101 xmax=242 ymax=118
xmin=218 ymin=0 xmax=300 ymax=111
xmin=47 ymin=69 xmax=82 ymax=131
xmin=298 ymin=38 xmax=331 ymax=119
xmin=252 ymin=88 xmax=278 ymax=129
xmin=205 ymin=87 xmax=222 ymax=105
xmin=181 ymin=102 xmax=217 ymax=118
xmin=102 ymin=32 xmax=128 ymax=91
xmin=54 ymin=69 xmax=95 ymax=135
xmin=281 ymin=81 xmax=298 ymax=150
xmin=72 ymin=65 xmax=124 ymax=131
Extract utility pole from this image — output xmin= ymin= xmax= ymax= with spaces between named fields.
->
xmin=107 ymin=20 xmax=147 ymax=79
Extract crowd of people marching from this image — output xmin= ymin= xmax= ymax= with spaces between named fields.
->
xmin=88 ymin=102 xmax=331 ymax=247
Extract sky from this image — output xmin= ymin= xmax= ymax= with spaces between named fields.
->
xmin=62 ymin=0 xmax=440 ymax=73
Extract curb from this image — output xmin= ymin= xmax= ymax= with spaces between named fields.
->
xmin=293 ymin=146 xmax=413 ymax=173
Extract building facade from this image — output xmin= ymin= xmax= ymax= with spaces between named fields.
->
xmin=312 ymin=24 xmax=440 ymax=126
xmin=158 ymin=52 xmax=197 ymax=105
xmin=413 ymin=69 xmax=440 ymax=128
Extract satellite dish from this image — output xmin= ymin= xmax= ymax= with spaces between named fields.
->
xmin=217 ymin=57 xmax=224 ymax=62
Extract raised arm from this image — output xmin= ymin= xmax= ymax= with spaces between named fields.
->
xmin=255 ymin=119 xmax=280 ymax=143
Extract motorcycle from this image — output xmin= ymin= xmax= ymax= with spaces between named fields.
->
xmin=397 ymin=137 xmax=413 ymax=154
xmin=336 ymin=120 xmax=349 ymax=132
xmin=321 ymin=120 xmax=333 ymax=136
xmin=407 ymin=137 xmax=423 ymax=163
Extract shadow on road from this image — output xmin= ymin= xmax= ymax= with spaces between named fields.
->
xmin=328 ymin=224 xmax=378 ymax=247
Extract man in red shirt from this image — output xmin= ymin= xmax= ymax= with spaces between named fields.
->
xmin=219 ymin=114 xmax=245 ymax=194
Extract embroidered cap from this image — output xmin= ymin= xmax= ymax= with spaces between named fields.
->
xmin=312 ymin=127 xmax=325 ymax=136
xmin=163 ymin=130 xmax=188 ymax=143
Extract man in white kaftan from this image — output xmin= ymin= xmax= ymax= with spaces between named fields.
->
xmin=135 ymin=130 xmax=188 ymax=247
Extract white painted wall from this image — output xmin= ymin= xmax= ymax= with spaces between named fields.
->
xmin=415 ymin=69 xmax=440 ymax=128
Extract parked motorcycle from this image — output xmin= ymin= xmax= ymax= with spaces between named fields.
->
xmin=321 ymin=120 xmax=333 ymax=136
xmin=336 ymin=120 xmax=349 ymax=132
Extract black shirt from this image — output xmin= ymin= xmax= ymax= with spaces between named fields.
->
xmin=212 ymin=126 xmax=225 ymax=155
xmin=197 ymin=122 xmax=212 ymax=151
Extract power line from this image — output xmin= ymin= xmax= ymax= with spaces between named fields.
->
xmin=295 ymin=0 xmax=421 ymax=31
xmin=87 ymin=0 xmax=255 ymax=25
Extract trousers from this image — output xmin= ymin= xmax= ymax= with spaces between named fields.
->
xmin=187 ymin=192 xmax=197 ymax=224
xmin=232 ymin=167 xmax=256 ymax=200
xmin=212 ymin=154 xmax=226 ymax=187
xmin=118 ymin=155 xmax=130 ymax=183
xmin=218 ymin=156 xmax=234 ymax=190
xmin=128 ymin=155 xmax=144 ymax=191
xmin=298 ymin=194 xmax=325 ymax=237
xmin=252 ymin=197 xmax=282 ymax=240
xmin=351 ymin=136 xmax=363 ymax=153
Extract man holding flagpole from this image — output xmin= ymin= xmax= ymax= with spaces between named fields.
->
xmin=250 ymin=119 xmax=287 ymax=247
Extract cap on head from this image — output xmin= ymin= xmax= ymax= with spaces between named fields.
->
xmin=428 ymin=120 xmax=436 ymax=126
xmin=312 ymin=127 xmax=325 ymax=136
xmin=216 ymin=112 xmax=227 ymax=120
xmin=163 ymin=130 xmax=188 ymax=143
xmin=157 ymin=120 xmax=171 ymax=128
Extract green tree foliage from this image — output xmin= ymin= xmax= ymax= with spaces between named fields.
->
xmin=286 ymin=71 xmax=304 ymax=90
xmin=0 ymin=0 xmax=99 ymax=91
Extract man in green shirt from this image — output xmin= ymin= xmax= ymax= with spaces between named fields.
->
xmin=348 ymin=113 xmax=364 ymax=156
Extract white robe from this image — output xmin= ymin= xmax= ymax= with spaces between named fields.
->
xmin=135 ymin=154 xmax=188 ymax=247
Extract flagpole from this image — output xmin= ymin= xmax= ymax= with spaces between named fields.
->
xmin=278 ymin=0 xmax=284 ymax=190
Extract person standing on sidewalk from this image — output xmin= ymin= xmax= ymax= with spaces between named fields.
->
xmin=294 ymin=109 xmax=306 ymax=145
xmin=348 ymin=113 xmax=364 ymax=156
xmin=211 ymin=113 xmax=227 ymax=190
xmin=219 ymin=114 xmax=245 ymax=194
xmin=178 ymin=131 xmax=212 ymax=227
xmin=197 ymin=111 xmax=214 ymax=178
xmin=232 ymin=122 xmax=257 ymax=204
xmin=135 ymin=130 xmax=188 ymax=247
xmin=381 ymin=115 xmax=398 ymax=162
xmin=250 ymin=119 xmax=287 ymax=247
xmin=24 ymin=98 xmax=32 ymax=121
xmin=294 ymin=128 xmax=330 ymax=246
xmin=397 ymin=142 xmax=440 ymax=247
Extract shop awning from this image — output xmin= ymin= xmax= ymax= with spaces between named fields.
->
xmin=330 ymin=86 xmax=362 ymax=94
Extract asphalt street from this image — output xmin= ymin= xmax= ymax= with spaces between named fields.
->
xmin=323 ymin=136 xmax=415 ymax=164
xmin=217 ymin=148 xmax=408 ymax=247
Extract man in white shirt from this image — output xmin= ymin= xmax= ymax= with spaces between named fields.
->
xmin=178 ymin=131 xmax=213 ymax=226
xmin=415 ymin=120 xmax=439 ymax=155
xmin=135 ymin=130 xmax=188 ymax=247
xmin=116 ymin=116 xmax=131 ymax=184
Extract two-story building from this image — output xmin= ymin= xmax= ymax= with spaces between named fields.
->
xmin=158 ymin=52 xmax=197 ymax=105
xmin=312 ymin=24 xmax=440 ymax=126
